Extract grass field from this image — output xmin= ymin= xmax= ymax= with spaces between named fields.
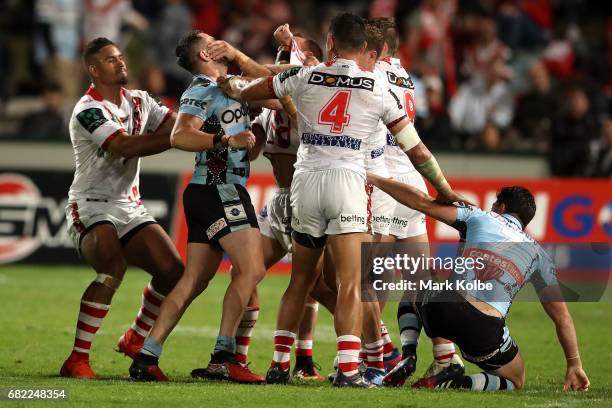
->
xmin=0 ymin=266 xmax=610 ymax=407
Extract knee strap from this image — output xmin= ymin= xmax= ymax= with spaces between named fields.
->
xmin=95 ymin=273 xmax=122 ymax=291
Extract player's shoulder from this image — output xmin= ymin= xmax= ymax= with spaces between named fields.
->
xmin=376 ymin=59 xmax=414 ymax=90
xmin=457 ymin=203 xmax=487 ymax=220
xmin=180 ymin=75 xmax=220 ymax=108
xmin=277 ymin=65 xmax=314 ymax=82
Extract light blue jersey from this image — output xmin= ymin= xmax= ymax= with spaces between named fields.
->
xmin=178 ymin=75 xmax=251 ymax=186
xmin=451 ymin=206 xmax=558 ymax=317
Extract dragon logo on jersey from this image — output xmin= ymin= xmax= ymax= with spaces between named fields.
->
xmin=76 ymin=108 xmax=108 ymax=133
xmin=386 ymin=72 xmax=414 ymax=89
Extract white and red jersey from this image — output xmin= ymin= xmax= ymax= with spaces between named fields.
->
xmin=253 ymin=108 xmax=300 ymax=158
xmin=68 ymin=85 xmax=171 ymax=203
xmin=271 ymin=58 xmax=406 ymax=176
xmin=376 ymin=57 xmax=418 ymax=176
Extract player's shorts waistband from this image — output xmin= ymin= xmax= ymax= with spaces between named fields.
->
xmin=276 ymin=187 xmax=290 ymax=195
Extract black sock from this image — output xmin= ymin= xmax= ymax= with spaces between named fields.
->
xmin=137 ymin=353 xmax=159 ymax=366
xmin=295 ymin=355 xmax=312 ymax=368
xmin=210 ymin=349 xmax=234 ymax=364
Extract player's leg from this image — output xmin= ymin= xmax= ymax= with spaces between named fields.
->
xmin=360 ymin=232 xmax=385 ymax=386
xmin=60 ymin=222 xmax=127 ymax=379
xmin=293 ymin=295 xmax=324 ymax=380
xmin=193 ymin=227 xmax=266 ymax=384
xmin=117 ymin=223 xmax=184 ymax=358
xmin=268 ymin=237 xmax=324 ymax=383
xmin=326 ymin=232 xmax=367 ymax=385
xmin=129 ymin=242 xmax=222 ymax=381
xmin=233 ymin=234 xmax=286 ymax=365
xmin=413 ymin=292 xmax=520 ymax=391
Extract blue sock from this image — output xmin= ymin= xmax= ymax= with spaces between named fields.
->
xmin=141 ymin=337 xmax=163 ymax=358
xmin=214 ymin=335 xmax=236 ymax=355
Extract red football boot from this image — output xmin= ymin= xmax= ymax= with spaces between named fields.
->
xmin=60 ymin=352 xmax=96 ymax=379
xmin=116 ymin=329 xmax=143 ymax=359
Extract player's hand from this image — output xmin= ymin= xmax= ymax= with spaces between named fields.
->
xmin=229 ymin=130 xmax=256 ymax=150
xmin=206 ymin=40 xmax=237 ymax=63
xmin=564 ymin=366 xmax=590 ymax=391
xmin=303 ymin=51 xmax=320 ymax=67
xmin=217 ymin=76 xmax=241 ymax=100
xmin=274 ymin=24 xmax=293 ymax=47
xmin=435 ymin=190 xmax=474 ymax=206
xmin=366 ymin=171 xmax=381 ymax=186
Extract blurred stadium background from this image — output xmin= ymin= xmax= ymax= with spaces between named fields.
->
xmin=0 ymin=0 xmax=610 ymax=266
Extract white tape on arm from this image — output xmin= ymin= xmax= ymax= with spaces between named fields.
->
xmin=394 ymin=121 xmax=421 ymax=152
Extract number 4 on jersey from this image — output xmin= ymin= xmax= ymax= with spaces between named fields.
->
xmin=318 ymin=90 xmax=351 ymax=134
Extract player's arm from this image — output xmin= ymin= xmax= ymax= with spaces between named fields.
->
xmin=170 ymin=113 xmax=254 ymax=152
xmin=248 ymin=121 xmax=266 ymax=161
xmin=217 ymin=76 xmax=298 ymax=121
xmin=105 ymin=112 xmax=176 ymax=158
xmin=540 ymin=298 xmax=590 ymax=391
xmin=367 ymin=172 xmax=458 ymax=225
xmin=388 ymin=117 xmax=471 ymax=205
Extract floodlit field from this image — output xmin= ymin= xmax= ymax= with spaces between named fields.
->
xmin=0 ymin=266 xmax=610 ymax=407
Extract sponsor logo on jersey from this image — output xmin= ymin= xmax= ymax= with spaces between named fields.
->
xmin=278 ymin=67 xmax=302 ymax=83
xmin=370 ymin=146 xmax=385 ymax=159
xmin=386 ymin=131 xmax=398 ymax=146
xmin=372 ymin=215 xmax=391 ymax=225
xmin=220 ymin=104 xmax=249 ymax=125
xmin=386 ymin=71 xmax=414 ymax=89
xmin=76 ymin=108 xmax=108 ymax=133
xmin=180 ymin=97 xmax=208 ymax=109
xmin=308 ymin=72 xmax=375 ymax=91
xmin=206 ymin=217 xmax=227 ymax=239
xmin=339 ymin=214 xmax=366 ymax=225
xmin=301 ymin=133 xmax=361 ymax=150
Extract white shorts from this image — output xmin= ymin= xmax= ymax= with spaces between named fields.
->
xmin=370 ymin=185 xmax=397 ymax=236
xmin=257 ymin=188 xmax=292 ymax=253
xmin=66 ymin=199 xmax=156 ymax=253
xmin=291 ymin=169 xmax=368 ymax=237
xmin=390 ymin=172 xmax=428 ymax=239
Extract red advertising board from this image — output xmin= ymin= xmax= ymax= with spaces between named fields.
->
xmin=171 ymin=173 xmax=612 ymax=273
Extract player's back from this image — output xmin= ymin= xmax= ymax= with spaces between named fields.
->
xmin=273 ymin=58 xmax=405 ymax=176
xmin=452 ymin=206 xmax=557 ymax=317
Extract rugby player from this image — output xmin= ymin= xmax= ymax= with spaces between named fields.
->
xmin=219 ymin=13 xmax=468 ymax=387
xmin=246 ymin=27 xmax=335 ymax=380
xmin=128 ymin=30 xmax=266 ymax=383
xmin=199 ymin=27 xmax=336 ymax=380
xmin=60 ymin=37 xmax=184 ymax=379
xmin=368 ymin=16 xmax=464 ymax=387
xmin=367 ymin=173 xmax=591 ymax=391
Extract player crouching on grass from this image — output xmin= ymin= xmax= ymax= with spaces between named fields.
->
xmin=368 ymin=173 xmax=590 ymax=392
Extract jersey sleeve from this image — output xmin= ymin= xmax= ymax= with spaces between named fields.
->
xmin=178 ymin=84 xmax=217 ymax=121
xmin=75 ymin=102 xmax=125 ymax=149
xmin=381 ymin=85 xmax=408 ymax=126
xmin=272 ymin=66 xmax=309 ymax=98
xmin=530 ymin=250 xmax=559 ymax=293
xmin=143 ymin=92 xmax=171 ymax=132
xmin=452 ymin=205 xmax=483 ymax=239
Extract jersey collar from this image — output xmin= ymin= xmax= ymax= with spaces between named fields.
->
xmin=502 ymin=213 xmax=523 ymax=230
xmin=85 ymin=85 xmax=127 ymax=102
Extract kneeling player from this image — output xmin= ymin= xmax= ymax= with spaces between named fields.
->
xmin=368 ymin=173 xmax=590 ymax=391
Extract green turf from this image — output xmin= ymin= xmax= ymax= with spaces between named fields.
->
xmin=0 ymin=266 xmax=610 ymax=407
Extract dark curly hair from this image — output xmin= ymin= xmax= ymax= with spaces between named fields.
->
xmin=495 ymin=186 xmax=536 ymax=228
